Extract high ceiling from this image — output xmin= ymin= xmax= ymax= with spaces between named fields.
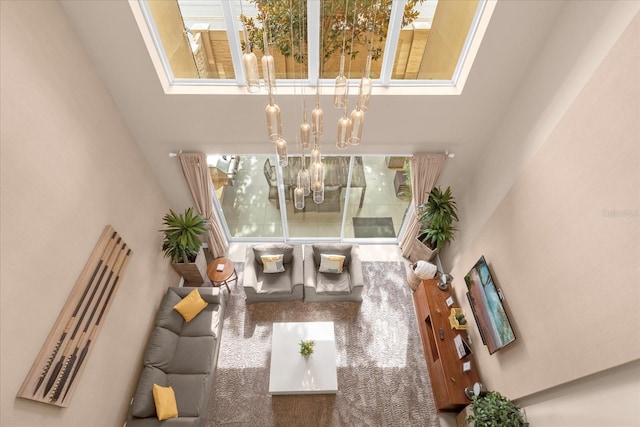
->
xmin=59 ymin=0 xmax=566 ymax=209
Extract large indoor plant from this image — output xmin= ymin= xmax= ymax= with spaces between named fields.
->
xmin=160 ymin=207 xmax=209 ymax=284
xmin=417 ymin=186 xmax=458 ymax=252
xmin=466 ymin=391 xmax=529 ymax=427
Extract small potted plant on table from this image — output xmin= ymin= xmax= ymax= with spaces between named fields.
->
xmin=299 ymin=340 xmax=315 ymax=357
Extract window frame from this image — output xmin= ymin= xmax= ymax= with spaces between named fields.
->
xmin=130 ymin=0 xmax=494 ymax=96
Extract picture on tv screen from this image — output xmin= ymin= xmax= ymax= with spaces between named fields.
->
xmin=464 ymin=256 xmax=516 ymax=354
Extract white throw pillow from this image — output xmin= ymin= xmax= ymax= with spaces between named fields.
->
xmin=319 ymin=254 xmax=345 ymax=274
xmin=261 ymin=254 xmax=285 ymax=273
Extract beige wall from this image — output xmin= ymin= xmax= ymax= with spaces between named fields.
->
xmin=0 ymin=1 xmax=178 ymax=426
xmin=2 ymin=0 xmax=638 ymax=425
xmin=444 ymin=5 xmax=639 ymax=425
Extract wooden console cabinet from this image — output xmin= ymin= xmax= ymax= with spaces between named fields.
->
xmin=413 ymin=279 xmax=481 ymax=412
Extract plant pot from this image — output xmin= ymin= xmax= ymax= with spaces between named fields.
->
xmin=409 ymin=237 xmax=436 ymax=263
xmin=456 ymin=405 xmax=473 ymax=427
xmin=171 ymin=247 xmax=208 ymax=285
xmin=449 ymin=308 xmax=469 ymax=330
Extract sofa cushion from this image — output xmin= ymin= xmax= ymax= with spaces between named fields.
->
xmin=167 ymin=374 xmax=208 ymax=417
xmin=173 ymin=288 xmax=208 ymax=322
xmin=180 ymin=304 xmax=221 ymax=338
xmin=253 ymin=244 xmax=294 ymax=265
xmin=312 ymin=244 xmax=352 ymax=267
xmin=319 ymin=254 xmax=346 ymax=273
xmin=257 ymin=273 xmax=293 ymax=294
xmin=156 ymin=290 xmax=185 ymax=335
xmin=131 ymin=366 xmax=167 ymax=418
xmin=173 ymin=286 xmax=222 ymax=305
xmin=261 ymin=254 xmax=285 ymax=273
xmin=144 ymin=327 xmax=179 ymax=371
xmin=168 ymin=336 xmax=215 ymax=374
xmin=152 ymin=384 xmax=179 ymax=421
xmin=316 ymin=272 xmax=351 ymax=295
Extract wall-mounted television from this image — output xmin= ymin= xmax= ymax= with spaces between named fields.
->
xmin=464 ymin=256 xmax=516 ymax=354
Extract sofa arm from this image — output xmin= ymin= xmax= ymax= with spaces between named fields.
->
xmin=197 ymin=286 xmax=222 ymax=304
xmin=303 ymin=245 xmax=317 ymax=292
xmin=291 ymin=244 xmax=304 ymax=286
xmin=349 ymin=245 xmax=364 ymax=290
xmin=243 ymin=246 xmax=259 ymax=292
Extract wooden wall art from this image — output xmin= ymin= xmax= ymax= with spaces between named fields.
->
xmin=17 ymin=225 xmax=133 ymax=407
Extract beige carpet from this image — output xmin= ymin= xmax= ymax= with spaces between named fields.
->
xmin=206 ymin=261 xmax=439 ymax=427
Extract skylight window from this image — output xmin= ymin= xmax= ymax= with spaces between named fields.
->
xmin=134 ymin=0 xmax=492 ymax=94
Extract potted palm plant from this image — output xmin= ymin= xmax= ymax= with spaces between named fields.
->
xmin=412 ymin=186 xmax=459 ymax=261
xmin=160 ymin=207 xmax=209 ymax=284
xmin=462 ymin=391 xmax=529 ymax=427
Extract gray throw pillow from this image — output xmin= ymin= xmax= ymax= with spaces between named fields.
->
xmin=253 ymin=244 xmax=294 ymax=265
xmin=312 ymin=244 xmax=352 ymax=267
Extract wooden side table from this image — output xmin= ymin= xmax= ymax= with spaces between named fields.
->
xmin=206 ymin=258 xmax=237 ymax=293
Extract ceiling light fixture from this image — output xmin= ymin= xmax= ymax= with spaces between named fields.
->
xmin=240 ymin=0 xmax=260 ymax=94
xmin=333 ymin=0 xmax=349 ymax=111
xmin=336 ymin=0 xmax=356 ymax=150
xmin=294 ymin=0 xmax=311 ymax=210
xmin=241 ymin=0 xmax=383 ymax=207
xmin=259 ymin=6 xmax=288 ymax=167
xmin=310 ymin=0 xmax=326 ymax=205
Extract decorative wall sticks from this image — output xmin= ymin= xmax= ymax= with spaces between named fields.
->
xmin=17 ymin=225 xmax=132 ymax=407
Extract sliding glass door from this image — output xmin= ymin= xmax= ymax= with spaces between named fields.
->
xmin=208 ymin=154 xmax=411 ymax=242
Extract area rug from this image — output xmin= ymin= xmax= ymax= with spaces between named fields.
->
xmin=206 ymin=262 xmax=438 ymax=427
xmin=352 ymin=217 xmax=396 ymax=238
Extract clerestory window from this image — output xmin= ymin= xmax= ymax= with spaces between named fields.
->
xmin=133 ymin=0 xmax=492 ymax=94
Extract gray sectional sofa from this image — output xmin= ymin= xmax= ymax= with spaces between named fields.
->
xmin=126 ymin=286 xmax=225 ymax=427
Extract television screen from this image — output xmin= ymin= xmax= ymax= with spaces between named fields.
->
xmin=464 ymin=256 xmax=516 ymax=354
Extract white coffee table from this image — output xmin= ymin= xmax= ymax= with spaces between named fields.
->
xmin=268 ymin=321 xmax=338 ymax=395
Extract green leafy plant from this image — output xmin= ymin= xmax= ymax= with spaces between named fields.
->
xmin=240 ymin=0 xmax=425 ymax=68
xmin=299 ymin=339 xmax=315 ymax=356
xmin=417 ymin=186 xmax=459 ymax=253
xmin=467 ymin=391 xmax=529 ymax=427
xmin=455 ymin=313 xmax=467 ymax=325
xmin=160 ymin=208 xmax=208 ymax=264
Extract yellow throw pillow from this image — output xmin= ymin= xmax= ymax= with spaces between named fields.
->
xmin=173 ymin=288 xmax=208 ymax=322
xmin=152 ymin=384 xmax=178 ymax=421
xmin=319 ymin=254 xmax=346 ymax=273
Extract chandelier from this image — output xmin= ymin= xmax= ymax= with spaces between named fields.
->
xmin=239 ymin=0 xmax=377 ymax=210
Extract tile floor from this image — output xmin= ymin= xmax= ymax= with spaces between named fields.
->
xmin=216 ymin=155 xmax=412 ymax=240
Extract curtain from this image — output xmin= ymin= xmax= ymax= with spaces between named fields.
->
xmin=399 ymin=153 xmax=446 ymax=259
xmin=178 ymin=152 xmax=228 ymax=258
